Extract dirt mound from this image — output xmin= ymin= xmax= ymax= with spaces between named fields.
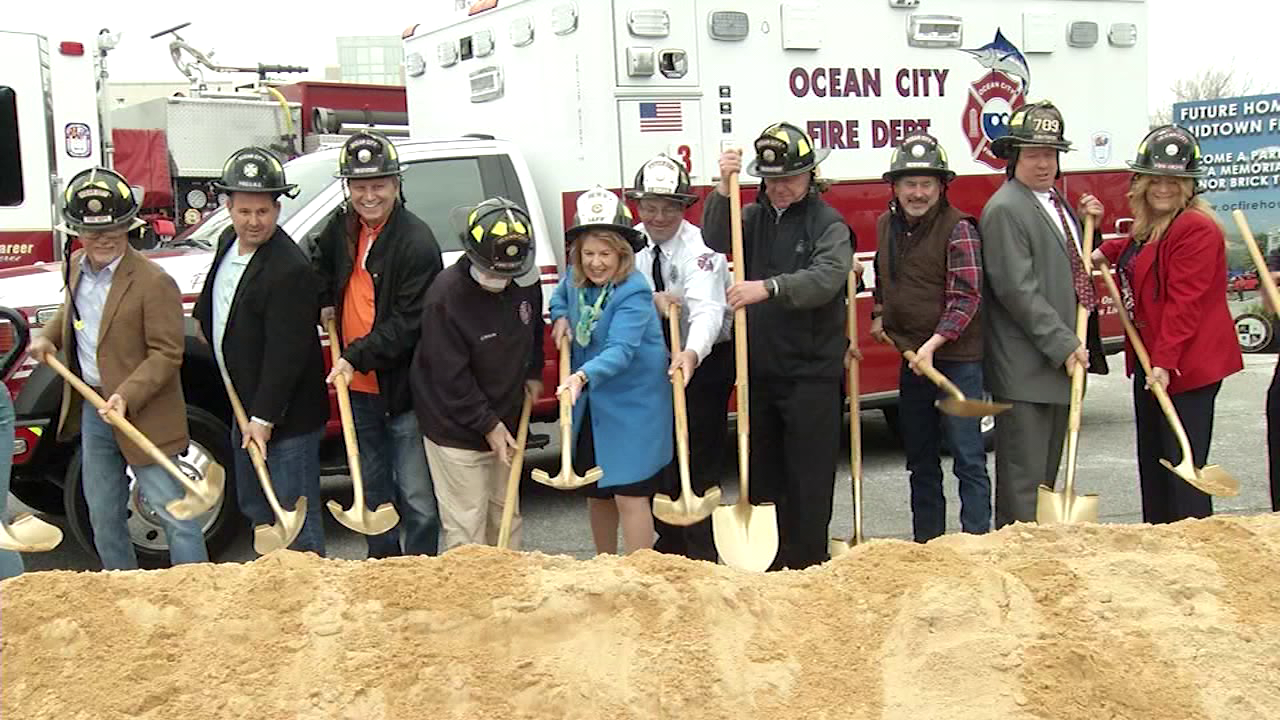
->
xmin=5 ymin=515 xmax=1280 ymax=719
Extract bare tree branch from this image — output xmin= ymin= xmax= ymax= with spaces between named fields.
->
xmin=1150 ymin=65 xmax=1274 ymax=128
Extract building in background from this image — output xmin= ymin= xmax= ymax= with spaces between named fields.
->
xmin=336 ymin=36 xmax=404 ymax=86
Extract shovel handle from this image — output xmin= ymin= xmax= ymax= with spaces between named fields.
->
xmin=45 ymin=355 xmax=195 ymax=494
xmin=555 ymin=336 xmax=574 ymax=462
xmin=324 ymin=318 xmax=365 ymax=498
xmin=727 ymin=172 xmax=751 ymax=503
xmin=497 ymin=392 xmax=532 ymax=550
xmin=847 ymin=271 xmax=863 ymax=544
xmin=1234 ymin=210 xmax=1280 ymax=313
xmin=668 ymin=305 xmax=696 ymax=501
xmin=221 ymin=374 xmax=288 ymax=517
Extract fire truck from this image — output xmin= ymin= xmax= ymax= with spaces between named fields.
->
xmin=402 ymin=0 xmax=1144 ymax=414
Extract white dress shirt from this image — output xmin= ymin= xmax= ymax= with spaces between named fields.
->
xmin=1033 ymin=189 xmax=1082 ymax=252
xmin=635 ymin=219 xmax=732 ymax=364
xmin=211 ymin=241 xmax=256 ymax=376
xmin=74 ymin=254 xmax=123 ymax=387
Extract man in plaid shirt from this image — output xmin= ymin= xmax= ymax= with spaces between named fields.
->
xmin=870 ymin=134 xmax=991 ymax=542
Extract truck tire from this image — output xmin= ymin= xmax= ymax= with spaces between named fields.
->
xmin=63 ymin=406 xmax=242 ymax=568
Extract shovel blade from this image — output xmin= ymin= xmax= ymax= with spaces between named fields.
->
xmin=164 ymin=462 xmax=226 ymax=520
xmin=652 ymin=486 xmax=722 ymax=527
xmin=1035 ymin=485 xmax=1100 ymax=524
xmin=326 ymin=499 xmax=400 ymax=535
xmin=531 ymin=465 xmax=603 ymax=490
xmin=1159 ymin=458 xmax=1239 ymax=498
xmin=0 ymin=513 xmax=64 ymax=552
xmin=712 ymin=503 xmax=779 ymax=572
xmin=251 ymin=497 xmax=308 ymax=555
xmin=936 ymin=398 xmax=1012 ymax=418
xmin=828 ymin=537 xmax=854 ymax=558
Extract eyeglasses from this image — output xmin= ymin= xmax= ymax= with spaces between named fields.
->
xmin=637 ymin=203 xmax=684 ymax=219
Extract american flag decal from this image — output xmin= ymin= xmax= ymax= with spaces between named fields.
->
xmin=639 ymin=102 xmax=683 ymax=132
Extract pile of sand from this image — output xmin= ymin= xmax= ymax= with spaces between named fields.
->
xmin=4 ymin=515 xmax=1280 ymax=719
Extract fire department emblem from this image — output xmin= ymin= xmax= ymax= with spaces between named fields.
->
xmin=697 ymin=252 xmax=715 ymax=272
xmin=357 ymin=148 xmax=373 ymax=164
xmin=518 ymin=299 xmax=532 ymax=325
xmin=958 ymin=29 xmax=1029 ymax=170
xmin=243 ymin=163 xmax=260 ymax=178
xmin=86 ymin=199 xmax=103 ymax=213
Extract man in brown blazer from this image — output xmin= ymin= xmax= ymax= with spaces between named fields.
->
xmin=28 ymin=167 xmax=207 ymax=570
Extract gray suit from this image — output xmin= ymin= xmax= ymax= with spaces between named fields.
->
xmin=980 ymin=178 xmax=1084 ymax=527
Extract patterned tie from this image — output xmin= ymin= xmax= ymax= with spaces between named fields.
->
xmin=1051 ymin=193 xmax=1098 ymax=311
xmin=651 ymin=247 xmax=666 ymax=292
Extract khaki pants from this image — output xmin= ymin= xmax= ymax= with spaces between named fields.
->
xmin=423 ymin=437 xmax=521 ymax=551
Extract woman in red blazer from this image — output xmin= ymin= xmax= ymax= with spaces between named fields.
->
xmin=1093 ymin=125 xmax=1243 ymax=524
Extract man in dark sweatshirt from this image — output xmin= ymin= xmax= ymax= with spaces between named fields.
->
xmin=702 ymin=121 xmax=853 ymax=570
xmin=411 ymin=198 xmax=544 ymax=549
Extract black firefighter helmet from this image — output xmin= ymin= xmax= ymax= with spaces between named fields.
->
xmin=883 ymin=133 xmax=957 ymax=183
xmin=57 ymin=167 xmax=145 ymax=235
xmin=212 ymin=147 xmax=298 ymax=196
xmin=746 ymin=121 xmax=830 ymax=178
xmin=991 ymin=100 xmax=1074 ymax=160
xmin=626 ymin=154 xmax=697 ymax=206
xmin=460 ymin=197 xmax=536 ymax=278
xmin=336 ymin=130 xmax=401 ymax=179
xmin=566 ymin=186 xmax=646 ymax=252
xmin=1128 ymin=125 xmax=1206 ymax=178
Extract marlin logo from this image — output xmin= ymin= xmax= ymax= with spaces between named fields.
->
xmin=961 ymin=29 xmax=1031 ymax=93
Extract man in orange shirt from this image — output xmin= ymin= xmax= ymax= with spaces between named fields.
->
xmin=313 ymin=131 xmax=444 ymax=557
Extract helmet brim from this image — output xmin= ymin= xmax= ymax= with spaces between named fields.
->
xmin=746 ymin=146 xmax=832 ymax=178
xmin=624 ymin=190 xmax=697 ymax=206
xmin=1127 ymin=163 xmax=1206 ymax=179
xmin=566 ymin=223 xmax=647 ymax=252
xmin=465 ymin=245 xmax=536 ymax=278
xmin=991 ymin=136 xmax=1074 ymax=160
xmin=212 ymin=182 xmax=299 ymax=195
xmin=882 ymin=168 xmax=957 ymax=183
xmin=335 ymin=170 xmax=401 ymax=180
xmin=56 ymin=216 xmax=147 ymax=236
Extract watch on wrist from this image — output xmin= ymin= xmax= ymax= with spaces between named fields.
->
xmin=767 ymin=278 xmax=780 ymax=298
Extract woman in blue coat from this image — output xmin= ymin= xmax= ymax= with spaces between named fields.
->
xmin=550 ymin=187 xmax=673 ymax=554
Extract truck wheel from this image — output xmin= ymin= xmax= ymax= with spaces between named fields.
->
xmin=63 ymin=406 xmax=242 ymax=568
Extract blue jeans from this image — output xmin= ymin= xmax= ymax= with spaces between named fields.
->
xmin=79 ymin=404 xmax=208 ymax=570
xmin=350 ymin=391 xmax=438 ymax=557
xmin=0 ymin=385 xmax=23 ymax=580
xmin=232 ymin=426 xmax=325 ymax=556
xmin=898 ymin=358 xmax=992 ymax=542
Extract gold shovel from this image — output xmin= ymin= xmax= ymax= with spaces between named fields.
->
xmin=830 ymin=271 xmax=865 ymax=557
xmin=0 ymin=514 xmax=63 ymax=552
xmin=497 ymin=391 xmax=533 ymax=550
xmin=653 ymin=304 xmax=722 ymax=527
xmin=711 ymin=170 xmax=779 ymax=572
xmin=46 ymin=355 xmax=223 ymax=520
xmin=1036 ymin=215 xmax=1100 ymax=524
xmin=323 ymin=318 xmax=399 ymax=534
xmin=886 ymin=335 xmax=1011 ymax=417
xmin=531 ymin=336 xmax=602 ymax=490
xmin=221 ymin=376 xmax=305 ymax=554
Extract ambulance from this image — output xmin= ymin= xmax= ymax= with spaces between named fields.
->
xmin=402 ymin=0 xmax=1146 ymax=415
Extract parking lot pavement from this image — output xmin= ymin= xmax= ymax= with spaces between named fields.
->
xmin=10 ymin=352 xmax=1277 ymax=571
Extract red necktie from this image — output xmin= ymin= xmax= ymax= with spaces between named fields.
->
xmin=1051 ymin=193 xmax=1098 ymax=311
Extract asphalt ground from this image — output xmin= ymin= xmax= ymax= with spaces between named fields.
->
xmin=11 ymin=347 xmax=1277 ymax=572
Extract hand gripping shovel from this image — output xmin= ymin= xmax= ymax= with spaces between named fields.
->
xmin=887 ymin=335 xmax=1012 ymax=417
xmin=323 ymin=318 xmax=399 ymax=534
xmin=711 ymin=171 xmax=779 ymax=572
xmin=220 ymin=375 xmax=304 ymax=554
xmin=653 ymin=304 xmax=722 ymax=526
xmin=497 ymin=391 xmax=533 ymax=550
xmin=46 ymin=355 xmax=222 ymax=520
xmin=0 ymin=513 xmax=63 ymax=552
xmin=1098 ymin=260 xmax=1239 ymax=497
xmin=830 ymin=271 xmax=865 ymax=557
xmin=1036 ymin=215 xmax=1100 ymax=524
xmin=531 ymin=336 xmax=602 ymax=489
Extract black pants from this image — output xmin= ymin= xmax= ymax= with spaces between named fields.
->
xmin=1268 ymin=361 xmax=1280 ymax=512
xmin=654 ymin=341 xmax=733 ymax=562
xmin=748 ymin=378 xmax=842 ymax=571
xmin=1133 ymin=366 xmax=1216 ymax=524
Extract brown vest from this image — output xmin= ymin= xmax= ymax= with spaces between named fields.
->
xmin=875 ymin=204 xmax=983 ymax=362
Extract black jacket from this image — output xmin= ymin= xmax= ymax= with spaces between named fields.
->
xmin=193 ymin=226 xmax=328 ymax=438
xmin=313 ymin=201 xmax=443 ymax=416
xmin=411 ymin=259 xmax=545 ymax=451
xmin=702 ymin=188 xmax=852 ymax=380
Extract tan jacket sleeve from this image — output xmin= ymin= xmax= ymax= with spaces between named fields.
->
xmin=114 ymin=272 xmax=184 ymax=413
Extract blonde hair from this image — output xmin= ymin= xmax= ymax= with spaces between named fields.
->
xmin=1128 ymin=174 xmax=1219 ymax=244
xmin=570 ymin=229 xmax=635 ymax=287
